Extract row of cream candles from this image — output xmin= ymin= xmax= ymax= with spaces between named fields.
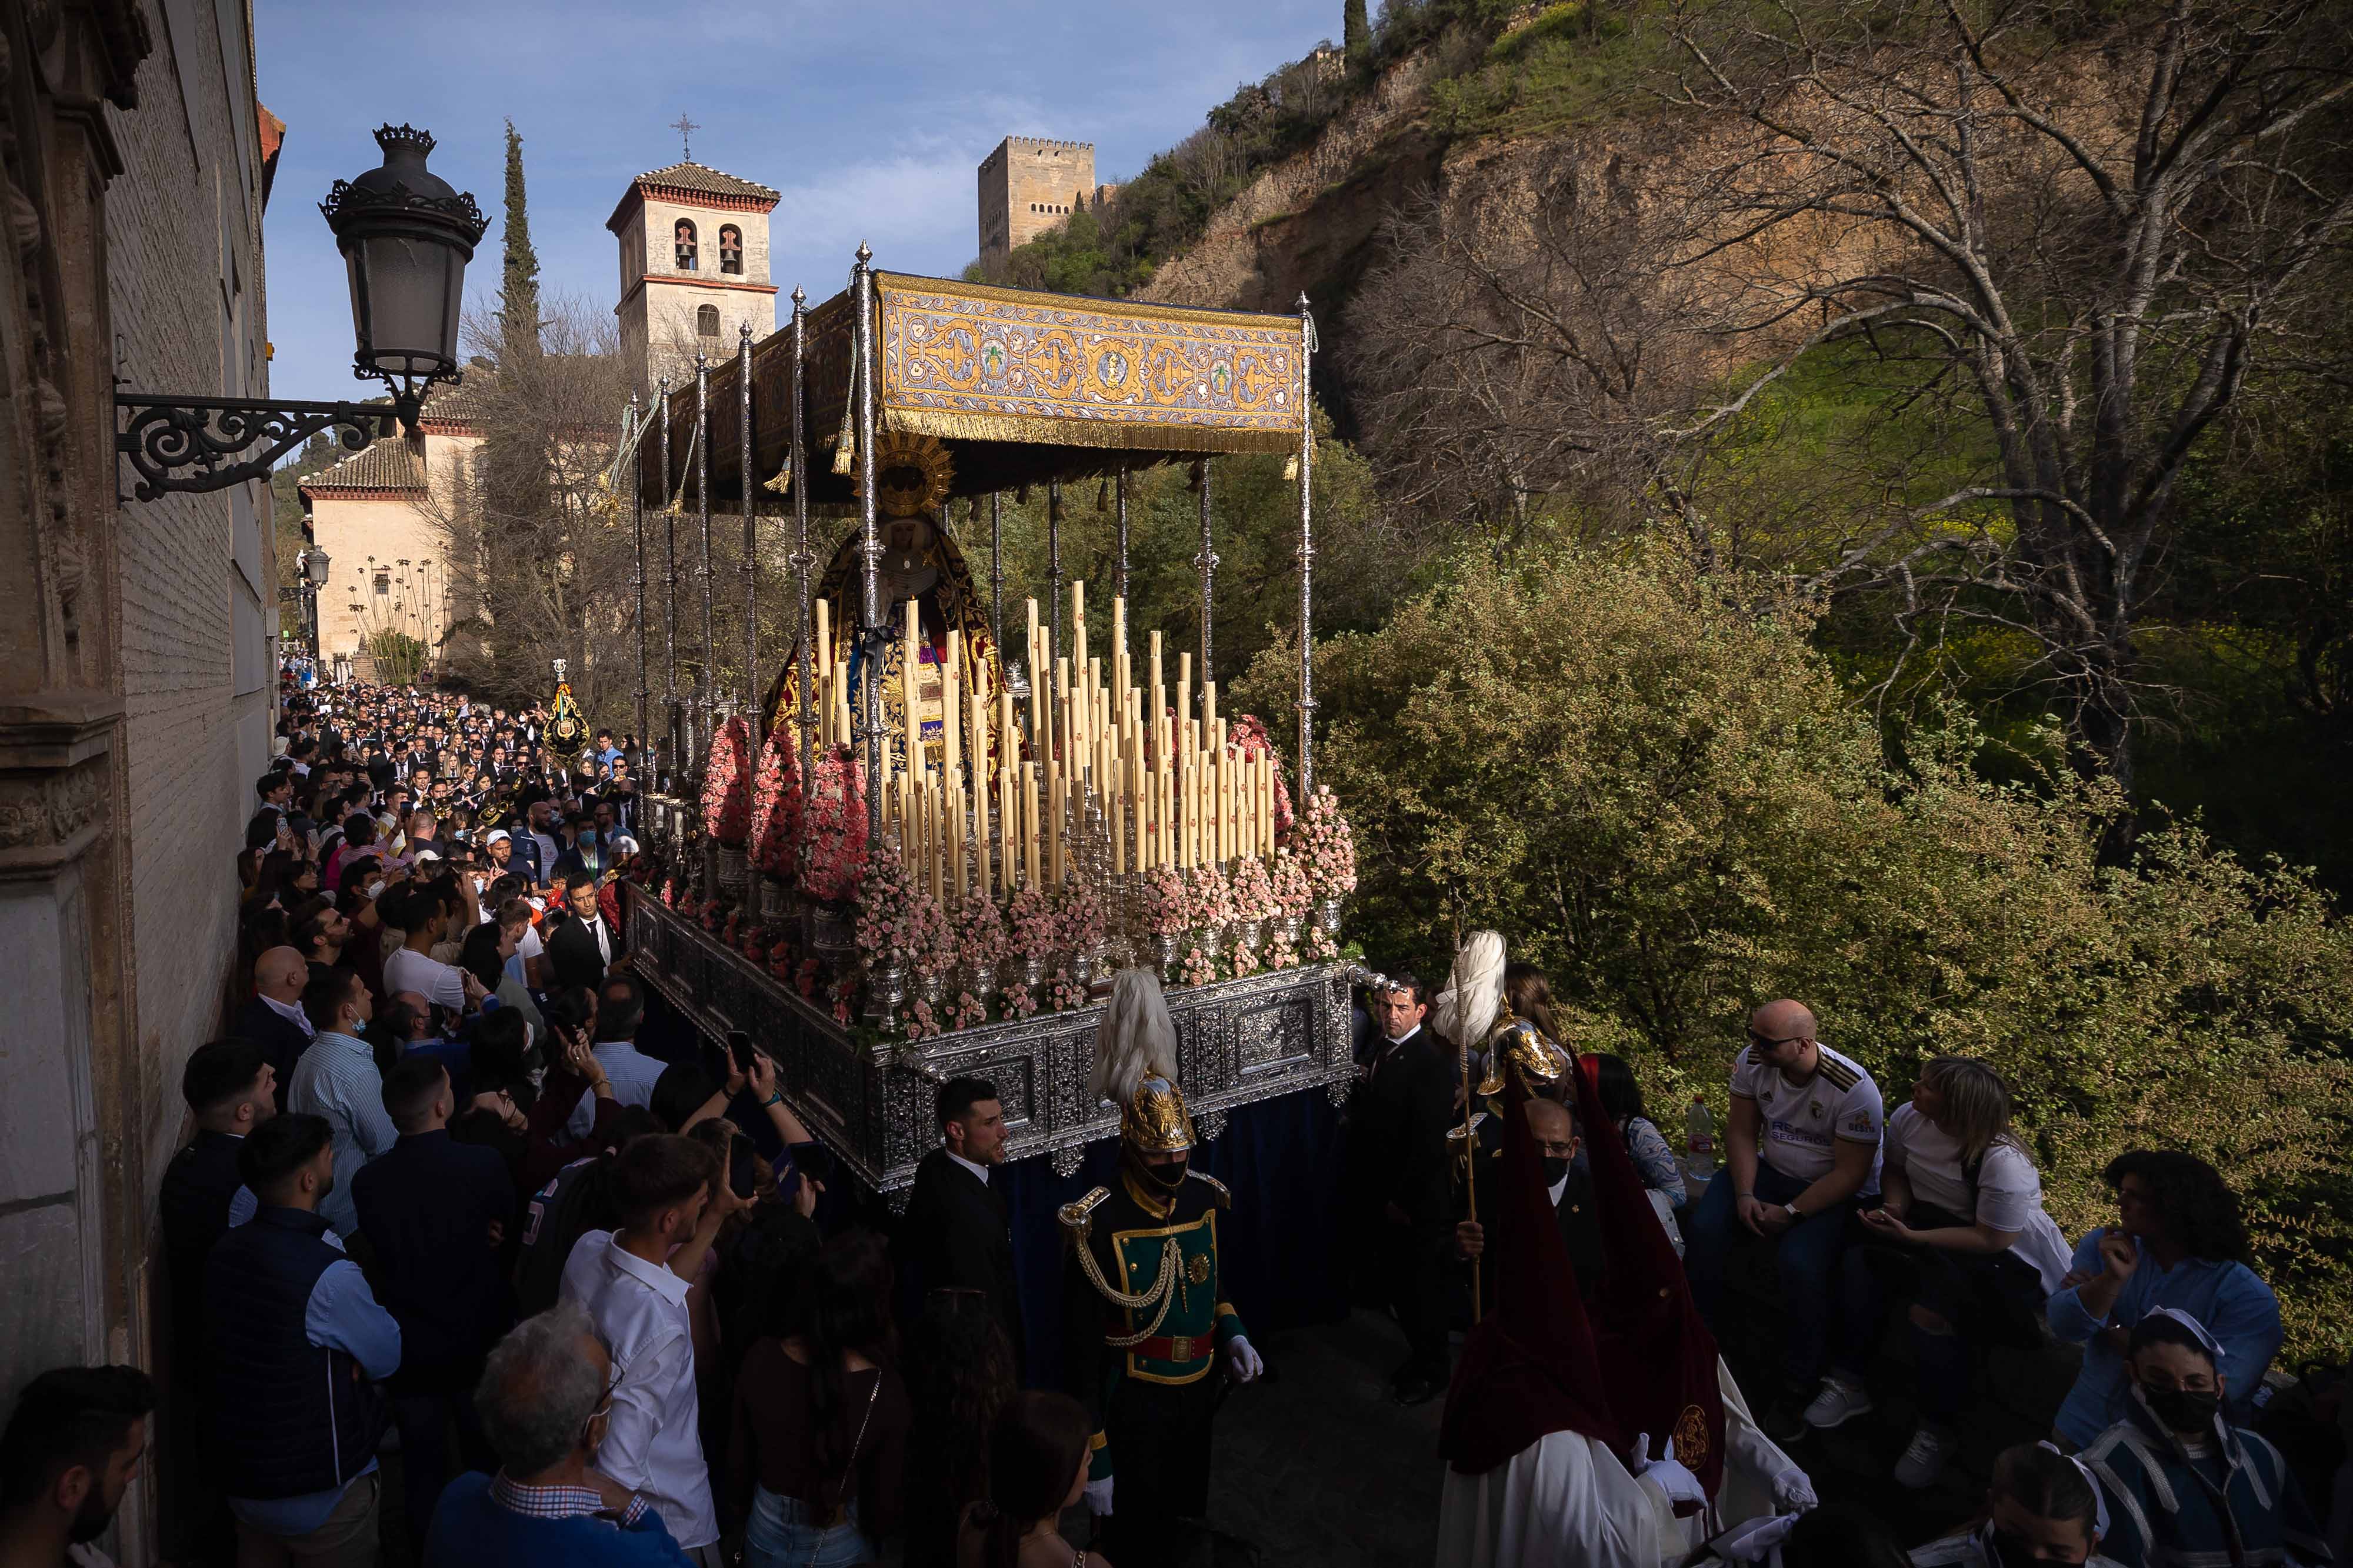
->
xmin=801 ymin=586 xmax=1282 ymax=907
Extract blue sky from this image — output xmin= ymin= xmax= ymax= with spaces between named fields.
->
xmin=257 ymin=0 xmax=1354 ymax=402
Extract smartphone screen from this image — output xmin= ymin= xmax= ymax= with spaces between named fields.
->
xmin=727 ymin=1029 xmax=754 ymax=1075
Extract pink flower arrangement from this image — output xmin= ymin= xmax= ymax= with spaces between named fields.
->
xmin=798 ymin=743 xmax=869 ymax=903
xmin=1141 ymin=865 xmax=1189 ymax=938
xmin=898 ymin=997 xmax=945 ymax=1042
xmin=948 ymin=990 xmax=987 ymax=1031
xmin=1265 ymin=925 xmax=1299 ymax=970
xmin=1185 ymin=860 xmax=1236 ymax=930
xmin=1294 ymin=784 xmax=1357 ymax=898
xmin=1001 ymin=980 xmax=1038 ymax=1019
xmin=1048 ymin=968 xmax=1089 ymax=1012
xmin=857 ymin=845 xmax=947 ymax=969
xmin=954 ymin=893 xmax=1007 ymax=974
xmin=746 ymin=726 xmax=805 ymax=879
xmin=701 ymin=716 xmax=754 ymax=846
xmin=1055 ymin=880 xmax=1105 ymax=958
xmin=1307 ymin=924 xmax=1338 ymax=962
xmin=1229 ymin=856 xmax=1276 ymax=923
xmin=1180 ymin=943 xmax=1218 ymax=989
xmin=1006 ymin=884 xmax=1057 ymax=967
xmin=1270 ymin=849 xmax=1311 ymax=918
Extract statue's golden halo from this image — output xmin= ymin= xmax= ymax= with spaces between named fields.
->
xmin=855 ymin=431 xmax=955 ymax=518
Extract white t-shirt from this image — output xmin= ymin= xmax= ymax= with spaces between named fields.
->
xmin=1883 ymin=1103 xmax=2072 ymax=1290
xmin=384 ymin=945 xmax=467 ymax=1011
xmin=1730 ymin=1042 xmax=1883 ymax=1194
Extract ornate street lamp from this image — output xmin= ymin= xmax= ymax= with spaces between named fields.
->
xmin=115 ymin=124 xmax=487 ymax=501
xmin=319 ymin=125 xmax=487 ymax=429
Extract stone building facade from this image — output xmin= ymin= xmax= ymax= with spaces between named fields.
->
xmin=0 ymin=0 xmax=276 ymax=1557
xmin=608 ymin=159 xmax=779 ymax=402
xmin=299 ymin=381 xmax=486 ymax=677
xmin=976 ymin=136 xmax=1099 ymax=271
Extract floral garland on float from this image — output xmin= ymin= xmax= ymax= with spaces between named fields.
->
xmin=638 ymin=586 xmax=1366 ymax=1034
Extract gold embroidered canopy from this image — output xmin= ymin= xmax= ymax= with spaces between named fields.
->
xmin=635 ymin=272 xmax=1308 ymax=505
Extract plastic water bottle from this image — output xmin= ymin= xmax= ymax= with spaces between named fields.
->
xmin=1685 ymin=1095 xmax=1716 ymax=1180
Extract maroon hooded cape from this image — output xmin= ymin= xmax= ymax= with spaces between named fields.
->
xmin=1437 ymin=1057 xmax=1727 ymax=1499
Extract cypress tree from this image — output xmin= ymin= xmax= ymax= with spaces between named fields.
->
xmin=498 ymin=118 xmax=541 ymax=360
xmin=1344 ymin=0 xmax=1371 ymax=68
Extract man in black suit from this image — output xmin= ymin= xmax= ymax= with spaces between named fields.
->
xmin=543 ymin=877 xmax=619 ymax=993
xmin=1454 ymin=1095 xmax=1605 ymax=1306
xmin=1346 ymin=973 xmax=1455 ymax=1404
xmin=231 ymin=946 xmax=314 ymax=1113
xmin=156 ymin=1038 xmax=275 ymax=1564
xmin=352 ymin=1055 xmax=515 ymax=1549
xmin=899 ymin=1076 xmax=1024 ymax=1376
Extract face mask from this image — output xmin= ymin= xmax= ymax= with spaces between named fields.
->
xmin=1986 ymin=1528 xmax=2048 ymax=1568
xmin=2141 ymin=1383 xmax=2220 ymax=1433
xmin=1147 ymin=1157 xmax=1188 ymax=1190
xmin=1540 ymin=1156 xmax=1571 ymax=1187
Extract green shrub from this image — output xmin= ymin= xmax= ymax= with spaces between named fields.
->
xmin=1238 ymin=540 xmax=2353 ymax=1353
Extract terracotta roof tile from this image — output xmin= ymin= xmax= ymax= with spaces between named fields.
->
xmin=631 ymin=160 xmax=780 ymax=201
xmin=418 ymin=373 xmax=495 ymax=427
xmin=299 ymin=436 xmax=425 ymax=494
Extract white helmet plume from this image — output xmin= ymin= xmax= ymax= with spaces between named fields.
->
xmin=1433 ymin=929 xmax=1507 ymax=1047
xmin=1089 ymin=966 xmax=1179 ymax=1108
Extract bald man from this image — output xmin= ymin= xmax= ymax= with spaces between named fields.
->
xmin=231 ymin=946 xmax=316 ymax=1113
xmin=1454 ymin=1096 xmax=1609 ymax=1307
xmin=1684 ymin=999 xmax=1884 ymax=1443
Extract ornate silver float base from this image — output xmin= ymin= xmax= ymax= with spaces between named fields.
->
xmin=624 ymin=883 xmax=1357 ymax=1197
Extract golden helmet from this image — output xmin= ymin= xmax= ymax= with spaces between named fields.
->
xmin=1477 ymin=1014 xmax=1572 ymax=1098
xmin=1121 ymin=1075 xmax=1196 ymax=1155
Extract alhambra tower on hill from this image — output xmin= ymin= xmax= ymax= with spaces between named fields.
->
xmin=608 ymin=156 xmax=781 ymax=401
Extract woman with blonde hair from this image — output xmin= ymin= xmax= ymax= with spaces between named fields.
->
xmin=1802 ymin=1055 xmax=2073 ymax=1490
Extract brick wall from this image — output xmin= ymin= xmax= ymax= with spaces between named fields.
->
xmin=103 ymin=0 xmax=272 ymax=1212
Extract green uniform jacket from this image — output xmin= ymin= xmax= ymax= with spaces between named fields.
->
xmin=1060 ymin=1168 xmax=1247 ymax=1482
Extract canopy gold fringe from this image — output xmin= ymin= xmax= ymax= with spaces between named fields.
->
xmin=881 ymin=405 xmax=1295 ymax=457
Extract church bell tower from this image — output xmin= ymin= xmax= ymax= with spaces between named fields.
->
xmin=607 ymin=134 xmax=781 ymax=403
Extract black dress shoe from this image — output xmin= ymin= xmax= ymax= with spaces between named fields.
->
xmin=1392 ymin=1376 xmax=1442 ymax=1407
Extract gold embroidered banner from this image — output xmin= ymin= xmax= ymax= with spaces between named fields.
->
xmin=874 ymin=273 xmax=1304 ymax=455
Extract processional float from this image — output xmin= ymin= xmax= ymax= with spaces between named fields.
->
xmin=615 ymin=246 xmax=1368 ymax=1200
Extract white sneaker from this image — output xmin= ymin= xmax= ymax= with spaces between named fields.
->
xmin=1894 ymin=1424 xmax=1952 ymax=1489
xmin=1801 ymin=1376 xmax=1874 ymax=1430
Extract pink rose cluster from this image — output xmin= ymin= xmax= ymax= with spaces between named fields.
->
xmin=798 ymin=744 xmax=869 ymax=903
xmin=701 ymin=716 xmax=754 ymax=847
xmin=1294 ymin=785 xmax=1356 ymax=898
xmin=747 ymin=726 xmax=805 ymax=879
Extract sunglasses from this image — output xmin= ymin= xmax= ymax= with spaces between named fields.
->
xmin=1745 ymin=1030 xmax=1805 ymax=1051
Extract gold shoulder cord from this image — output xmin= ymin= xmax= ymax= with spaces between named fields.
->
xmin=1073 ymin=1233 xmax=1185 ymax=1349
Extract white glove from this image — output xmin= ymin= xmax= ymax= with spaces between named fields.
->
xmin=1084 ymin=1476 xmax=1114 ymax=1516
xmin=1627 ymin=1434 xmax=1707 ymax=1512
xmin=1769 ymin=1462 xmax=1817 ymax=1513
xmin=1224 ymin=1336 xmax=1264 ymax=1383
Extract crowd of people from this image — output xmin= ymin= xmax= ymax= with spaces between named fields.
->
xmin=1352 ymin=939 xmax=2344 ymax=1565
xmin=0 ymin=669 xmax=2346 ymax=1568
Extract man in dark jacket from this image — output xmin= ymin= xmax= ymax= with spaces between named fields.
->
xmin=899 ymin=1077 xmax=1024 ymax=1376
xmin=232 ymin=947 xmax=314 ymax=1113
xmin=157 ymin=1039 xmax=274 ymax=1566
xmin=1345 ymin=973 xmax=1455 ymax=1404
xmin=352 ymin=1056 xmax=515 ymax=1550
xmin=203 ymin=1113 xmax=401 ymax=1565
xmin=544 ymin=877 xmax=619 ymax=994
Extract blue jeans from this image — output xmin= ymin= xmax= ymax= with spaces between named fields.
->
xmin=1684 ymin=1163 xmax=1857 ymax=1390
xmin=744 ymin=1484 xmax=868 ymax=1568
